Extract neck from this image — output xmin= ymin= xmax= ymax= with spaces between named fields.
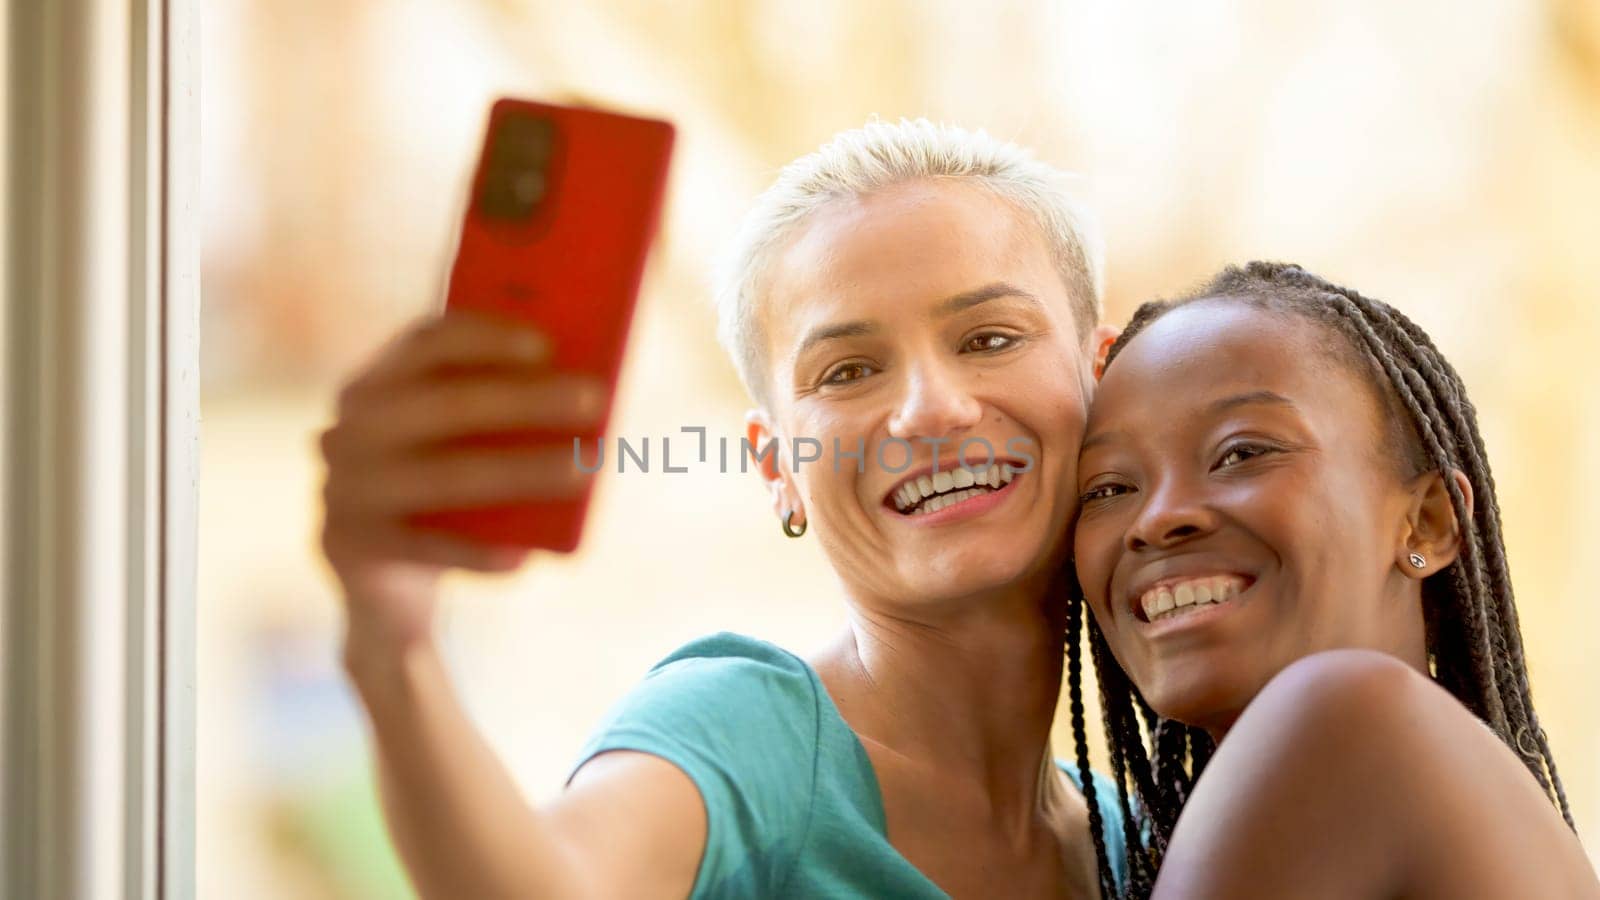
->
xmin=812 ymin=570 xmax=1071 ymax=826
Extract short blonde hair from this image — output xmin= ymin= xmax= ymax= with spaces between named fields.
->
xmin=714 ymin=118 xmax=1105 ymax=406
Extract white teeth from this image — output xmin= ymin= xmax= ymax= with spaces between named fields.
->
xmin=1173 ymin=583 xmax=1195 ymax=608
xmin=903 ymin=486 xmax=992 ymax=516
xmin=1139 ymin=576 xmax=1246 ymax=622
xmin=1140 ymin=588 xmax=1172 ymax=621
xmin=893 ymin=461 xmax=1017 ymax=515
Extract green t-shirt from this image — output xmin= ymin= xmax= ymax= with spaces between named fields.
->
xmin=567 ymin=632 xmax=1129 ymax=898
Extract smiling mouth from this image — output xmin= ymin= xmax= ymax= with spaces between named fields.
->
xmin=888 ymin=463 xmax=1018 ymax=516
xmin=1135 ymin=574 xmax=1252 ymax=623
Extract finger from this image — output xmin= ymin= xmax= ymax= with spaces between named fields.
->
xmin=329 ymin=516 xmax=531 ymax=573
xmin=329 ymin=373 xmax=608 ymax=461
xmin=327 ymin=444 xmax=592 ymax=516
xmin=393 ymin=529 xmax=530 ymax=572
xmin=356 ymin=309 xmax=554 ymax=394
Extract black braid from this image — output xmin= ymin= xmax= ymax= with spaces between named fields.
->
xmin=1088 ymin=619 xmax=1159 ymax=894
xmin=1258 ymin=263 xmax=1567 ymax=808
xmin=1066 ymin=579 xmax=1119 ymax=900
xmin=1064 ymin=260 xmax=1577 ymax=897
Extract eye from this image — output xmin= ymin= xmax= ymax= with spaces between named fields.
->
xmin=962 ymin=332 xmax=1018 ymax=353
xmin=1080 ymin=482 xmax=1131 ymax=503
xmin=1215 ymin=441 xmax=1277 ymax=469
xmin=823 ymin=361 xmax=877 ymax=385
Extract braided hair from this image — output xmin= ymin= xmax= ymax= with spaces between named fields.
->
xmin=1066 ymin=260 xmax=1575 ymax=898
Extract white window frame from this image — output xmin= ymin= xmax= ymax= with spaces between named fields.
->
xmin=3 ymin=0 xmax=197 ymax=897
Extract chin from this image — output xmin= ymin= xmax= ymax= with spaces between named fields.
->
xmin=1137 ymin=658 xmax=1257 ymax=732
xmin=907 ymin=548 xmax=1039 ymax=604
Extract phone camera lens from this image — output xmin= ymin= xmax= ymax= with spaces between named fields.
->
xmin=513 ymin=171 xmax=546 ymax=204
xmin=479 ymin=113 xmax=555 ymax=221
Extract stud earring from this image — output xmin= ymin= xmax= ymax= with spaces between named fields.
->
xmin=1408 ymin=552 xmax=1427 ymax=570
xmin=782 ymin=510 xmax=807 ymax=539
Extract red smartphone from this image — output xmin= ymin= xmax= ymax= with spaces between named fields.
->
xmin=408 ymin=97 xmax=675 ymax=553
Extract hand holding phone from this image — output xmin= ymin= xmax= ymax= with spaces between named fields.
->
xmin=319 ymin=310 xmax=603 ymax=644
xmin=407 ymin=98 xmax=676 ymax=553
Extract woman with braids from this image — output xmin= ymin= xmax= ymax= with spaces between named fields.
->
xmin=1066 ymin=261 xmax=1599 ymax=898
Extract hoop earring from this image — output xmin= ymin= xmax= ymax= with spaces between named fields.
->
xmin=782 ymin=510 xmax=807 ymax=539
xmin=1408 ymin=552 xmax=1427 ymax=569
xmin=1513 ymin=724 xmax=1541 ymax=759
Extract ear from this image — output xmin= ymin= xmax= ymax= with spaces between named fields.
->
xmin=1398 ymin=468 xmax=1474 ymax=576
xmin=1091 ymin=323 xmax=1122 ymax=382
xmin=744 ymin=409 xmax=805 ymax=527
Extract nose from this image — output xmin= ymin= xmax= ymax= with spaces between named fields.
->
xmin=1125 ymin=475 xmax=1218 ymax=553
xmin=886 ymin=354 xmax=983 ymax=443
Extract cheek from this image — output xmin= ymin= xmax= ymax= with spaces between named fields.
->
xmin=1284 ymin=477 xmax=1397 ymax=592
xmin=1070 ymin=513 xmax=1121 ymax=614
xmin=1009 ymin=361 xmax=1089 ymax=467
xmin=1028 ymin=352 xmax=1089 ymax=423
xmin=1217 ymin=470 xmax=1368 ymax=610
xmin=788 ymin=408 xmax=874 ymax=512
xmin=1252 ymin=469 xmax=1361 ymax=549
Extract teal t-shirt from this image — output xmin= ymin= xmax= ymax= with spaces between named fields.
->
xmin=567 ymin=632 xmax=1129 ymax=898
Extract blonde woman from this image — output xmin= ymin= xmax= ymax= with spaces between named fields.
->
xmin=319 ymin=120 xmax=1127 ymax=898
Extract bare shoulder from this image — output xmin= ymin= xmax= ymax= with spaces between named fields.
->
xmin=1158 ymin=650 xmax=1599 ymax=899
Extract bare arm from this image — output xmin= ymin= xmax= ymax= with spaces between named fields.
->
xmin=320 ymin=310 xmax=706 ymax=898
xmin=1153 ymin=649 xmax=1598 ymax=900
xmin=344 ymin=625 xmax=705 ymax=899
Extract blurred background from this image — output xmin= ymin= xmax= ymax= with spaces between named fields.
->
xmin=198 ymin=0 xmax=1600 ymax=895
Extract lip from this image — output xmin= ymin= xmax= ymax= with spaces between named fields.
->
xmin=879 ymin=455 xmax=1032 ymax=511
xmin=1125 ymin=564 xmax=1257 ymax=624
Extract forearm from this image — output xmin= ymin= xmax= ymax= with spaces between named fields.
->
xmin=344 ymin=625 xmax=591 ymax=899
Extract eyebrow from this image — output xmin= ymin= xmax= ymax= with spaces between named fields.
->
xmin=1208 ymin=390 xmax=1298 ymax=414
xmin=794 ymin=320 xmax=878 ymax=358
xmin=1079 ymin=391 xmax=1299 ymax=454
xmin=934 ymin=281 xmax=1039 ymax=316
xmin=794 ymin=282 xmax=1040 ymax=358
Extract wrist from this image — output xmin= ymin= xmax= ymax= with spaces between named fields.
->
xmin=342 ymin=612 xmax=440 ymax=702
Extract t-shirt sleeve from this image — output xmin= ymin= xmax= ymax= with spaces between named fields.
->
xmin=565 ymin=634 xmax=821 ymax=898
